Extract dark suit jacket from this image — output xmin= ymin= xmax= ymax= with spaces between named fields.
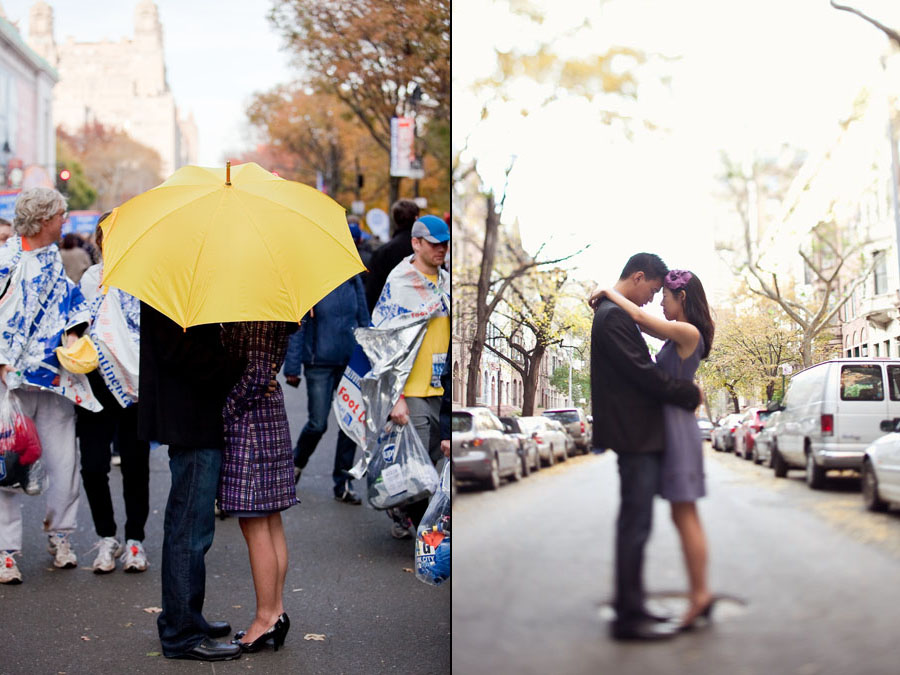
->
xmin=591 ymin=299 xmax=700 ymax=454
xmin=137 ymin=303 xmax=240 ymax=448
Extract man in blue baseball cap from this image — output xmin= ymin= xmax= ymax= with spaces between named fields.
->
xmin=374 ymin=213 xmax=450 ymax=539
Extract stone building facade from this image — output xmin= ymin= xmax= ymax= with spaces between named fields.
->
xmin=25 ymin=0 xmax=196 ymax=177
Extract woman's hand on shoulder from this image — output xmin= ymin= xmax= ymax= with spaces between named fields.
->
xmin=588 ymin=287 xmax=611 ymax=310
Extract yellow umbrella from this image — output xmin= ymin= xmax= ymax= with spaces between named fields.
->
xmin=100 ymin=162 xmax=366 ymax=328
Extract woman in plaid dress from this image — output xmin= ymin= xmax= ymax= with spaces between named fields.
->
xmin=219 ymin=321 xmax=299 ymax=651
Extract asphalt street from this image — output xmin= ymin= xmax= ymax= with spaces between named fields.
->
xmin=453 ymin=444 xmax=900 ymax=675
xmin=0 ymin=375 xmax=450 ymax=675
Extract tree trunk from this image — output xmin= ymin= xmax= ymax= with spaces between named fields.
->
xmin=465 ymin=193 xmax=500 ymax=406
xmin=765 ymin=380 xmax=775 ymax=402
xmin=520 ymin=346 xmax=545 ymax=416
xmin=800 ymin=334 xmax=813 ymax=369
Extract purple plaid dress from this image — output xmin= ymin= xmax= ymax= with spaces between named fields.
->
xmin=218 ymin=321 xmax=299 ymax=514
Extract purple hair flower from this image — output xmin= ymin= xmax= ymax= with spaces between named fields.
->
xmin=664 ymin=269 xmax=692 ymax=290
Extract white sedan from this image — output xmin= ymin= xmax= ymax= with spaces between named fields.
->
xmin=861 ymin=420 xmax=900 ymax=512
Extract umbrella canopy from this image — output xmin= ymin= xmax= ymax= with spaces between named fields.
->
xmin=100 ymin=162 xmax=366 ymax=328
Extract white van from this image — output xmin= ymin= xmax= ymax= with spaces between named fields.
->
xmin=773 ymin=359 xmax=900 ymax=489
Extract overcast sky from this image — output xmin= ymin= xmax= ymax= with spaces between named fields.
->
xmin=3 ymin=0 xmax=294 ymax=166
xmin=454 ymin=0 xmax=900 ymax=303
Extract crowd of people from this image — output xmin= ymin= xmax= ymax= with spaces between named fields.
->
xmin=0 ymin=188 xmax=450 ymax=662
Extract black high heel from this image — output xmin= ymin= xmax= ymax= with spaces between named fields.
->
xmin=679 ymin=597 xmax=719 ymax=632
xmin=233 ymin=615 xmax=290 ymax=653
xmin=234 ymin=614 xmax=288 ymax=642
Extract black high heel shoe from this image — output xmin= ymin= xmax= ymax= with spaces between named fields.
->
xmin=235 ymin=613 xmax=289 ymax=642
xmin=233 ymin=616 xmax=290 ymax=653
xmin=679 ymin=597 xmax=719 ymax=632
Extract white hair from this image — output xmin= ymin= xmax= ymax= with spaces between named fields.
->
xmin=13 ymin=187 xmax=67 ymax=237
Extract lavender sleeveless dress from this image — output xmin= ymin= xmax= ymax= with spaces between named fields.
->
xmin=656 ymin=336 xmax=705 ymax=502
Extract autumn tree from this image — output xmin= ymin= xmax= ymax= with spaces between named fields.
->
xmin=485 ymin=267 xmax=574 ymax=415
xmin=268 ymin=0 xmax=450 ymax=208
xmin=58 ymin=123 xmax=163 ymax=212
xmin=716 ymin=151 xmax=880 ymax=367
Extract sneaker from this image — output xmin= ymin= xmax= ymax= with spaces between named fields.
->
xmin=391 ymin=521 xmax=413 ymax=539
xmin=0 ymin=551 xmax=21 ymax=584
xmin=121 ymin=539 xmax=148 ymax=573
xmin=334 ymin=484 xmax=362 ymax=505
xmin=48 ymin=532 xmax=78 ymax=569
xmin=90 ymin=536 xmax=123 ymax=574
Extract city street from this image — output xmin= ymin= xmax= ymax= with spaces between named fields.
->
xmin=453 ymin=445 xmax=900 ymax=675
xmin=0 ymin=376 xmax=450 ymax=675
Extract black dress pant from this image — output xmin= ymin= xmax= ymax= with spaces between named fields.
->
xmin=614 ymin=451 xmax=663 ymax=624
xmin=76 ymin=373 xmax=150 ymax=541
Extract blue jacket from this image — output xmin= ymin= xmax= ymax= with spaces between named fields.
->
xmin=284 ymin=275 xmax=369 ymax=373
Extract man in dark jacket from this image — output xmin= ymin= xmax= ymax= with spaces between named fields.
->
xmin=138 ymin=303 xmax=242 ymax=661
xmin=590 ymin=253 xmax=701 ymax=642
xmin=364 ymin=199 xmax=419 ymax=311
xmin=284 ymin=274 xmax=370 ymax=503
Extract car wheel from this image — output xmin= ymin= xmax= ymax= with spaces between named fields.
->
xmin=510 ymin=454 xmax=523 ymax=482
xmin=485 ymin=456 xmax=501 ymax=490
xmin=544 ymin=446 xmax=555 ymax=467
xmin=862 ymin=459 xmax=888 ymax=512
xmin=805 ymin=449 xmax=826 ymax=490
xmin=558 ymin=444 xmax=568 ymax=462
xmin=772 ymin=449 xmax=788 ymax=478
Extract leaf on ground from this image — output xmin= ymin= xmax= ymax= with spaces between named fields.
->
xmin=292 ymin=588 xmax=303 ymax=592
xmin=402 ymin=568 xmax=414 ymax=573
xmin=143 ymin=606 xmax=163 ymax=614
xmin=145 ymin=652 xmax=161 ymax=657
xmin=80 ymin=636 xmax=90 ymax=641
xmin=304 ymin=633 xmax=326 ymax=641
xmin=124 ymin=622 xmax=134 ymax=628
xmin=232 ymin=605 xmax=242 ymax=609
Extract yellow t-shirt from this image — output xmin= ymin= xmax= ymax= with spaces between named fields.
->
xmin=404 ymin=273 xmax=449 ymax=397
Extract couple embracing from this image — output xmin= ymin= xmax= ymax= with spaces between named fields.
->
xmin=590 ymin=252 xmax=716 ymax=641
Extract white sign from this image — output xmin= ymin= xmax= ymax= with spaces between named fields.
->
xmin=780 ymin=364 xmax=793 ymax=376
xmin=366 ymin=208 xmax=390 ymax=242
xmin=351 ymin=200 xmax=366 ymax=216
xmin=391 ymin=117 xmax=421 ymax=178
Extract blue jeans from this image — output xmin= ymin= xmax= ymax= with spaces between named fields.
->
xmin=158 ymin=446 xmax=222 ymax=656
xmin=294 ymin=364 xmax=358 ymax=494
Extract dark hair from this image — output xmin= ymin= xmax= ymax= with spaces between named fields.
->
xmin=94 ymin=211 xmax=113 ymax=250
xmin=670 ymin=273 xmax=715 ymax=359
xmin=618 ymin=252 xmax=668 ymax=281
xmin=390 ymin=199 xmax=420 ymax=231
xmin=61 ymin=233 xmax=81 ymax=249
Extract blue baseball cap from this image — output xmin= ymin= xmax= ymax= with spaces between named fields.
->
xmin=410 ymin=215 xmax=449 ymax=243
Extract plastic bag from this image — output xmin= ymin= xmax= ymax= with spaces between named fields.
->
xmin=0 ymin=391 xmax=45 ymax=494
xmin=367 ymin=422 xmax=439 ymax=510
xmin=415 ymin=461 xmax=451 ymax=586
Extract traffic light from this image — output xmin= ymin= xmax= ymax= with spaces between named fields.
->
xmin=57 ymin=167 xmax=71 ymax=194
xmin=59 ymin=169 xmax=70 ymax=181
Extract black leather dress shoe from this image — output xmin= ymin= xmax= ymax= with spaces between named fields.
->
xmin=207 ymin=621 xmax=232 ymax=638
xmin=169 ymin=638 xmax=242 ymax=661
xmin=610 ymin=620 xmax=679 ymax=642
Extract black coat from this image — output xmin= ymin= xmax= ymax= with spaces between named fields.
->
xmin=365 ymin=231 xmax=413 ymax=311
xmin=590 ymin=299 xmax=700 ymax=454
xmin=137 ymin=303 xmax=239 ymax=448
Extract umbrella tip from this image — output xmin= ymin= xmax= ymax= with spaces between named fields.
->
xmin=226 ymin=161 xmax=232 ymax=186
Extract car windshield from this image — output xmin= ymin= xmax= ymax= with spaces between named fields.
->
xmin=544 ymin=411 xmax=580 ymax=424
xmin=499 ymin=417 xmax=519 ymax=432
xmin=451 ymin=413 xmax=473 ymax=432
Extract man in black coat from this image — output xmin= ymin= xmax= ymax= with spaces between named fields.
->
xmin=590 ymin=253 xmax=701 ymax=642
xmin=364 ymin=199 xmax=419 ymax=311
xmin=138 ymin=303 xmax=243 ymax=661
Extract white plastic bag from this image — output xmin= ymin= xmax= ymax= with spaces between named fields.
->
xmin=366 ymin=422 xmax=439 ymax=510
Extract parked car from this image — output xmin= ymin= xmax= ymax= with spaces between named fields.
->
xmin=753 ymin=410 xmax=782 ymax=466
xmin=547 ymin=419 xmax=577 ymax=456
xmin=712 ymin=413 xmax=742 ymax=452
xmin=542 ymin=408 xmax=591 ymax=453
xmin=774 ymin=358 xmax=900 ymax=489
xmin=500 ymin=416 xmax=542 ymax=476
xmin=734 ymin=408 xmax=771 ymax=460
xmin=861 ymin=418 xmax=900 ymax=512
xmin=451 ymin=407 xmax=522 ymax=490
xmin=518 ymin=416 xmax=569 ymax=465
xmin=696 ymin=417 xmax=714 ymax=442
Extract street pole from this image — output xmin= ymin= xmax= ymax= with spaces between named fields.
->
xmin=568 ymin=356 xmax=572 ymax=407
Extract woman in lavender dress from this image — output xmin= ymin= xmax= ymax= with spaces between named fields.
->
xmin=219 ymin=321 xmax=299 ymax=652
xmin=594 ymin=270 xmax=715 ymax=630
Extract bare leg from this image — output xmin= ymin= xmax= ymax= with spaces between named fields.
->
xmin=239 ymin=516 xmax=283 ymax=642
xmin=670 ymin=501 xmax=711 ymax=625
xmin=268 ymin=513 xmax=288 ymax=616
